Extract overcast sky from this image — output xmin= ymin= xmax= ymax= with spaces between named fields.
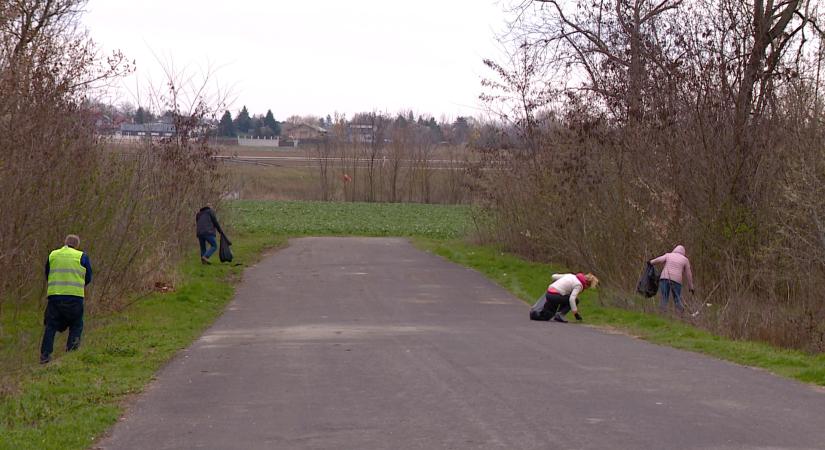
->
xmin=83 ymin=0 xmax=509 ymax=120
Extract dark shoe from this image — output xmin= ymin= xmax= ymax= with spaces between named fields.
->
xmin=201 ymin=256 xmax=211 ymax=265
xmin=40 ymin=355 xmax=50 ymax=364
xmin=553 ymin=313 xmax=568 ymax=323
xmin=67 ymin=338 xmax=80 ymax=352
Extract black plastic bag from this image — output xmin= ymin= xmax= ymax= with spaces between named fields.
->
xmin=219 ymin=234 xmax=233 ymax=263
xmin=529 ymin=294 xmax=552 ymax=321
xmin=636 ymin=262 xmax=659 ymax=298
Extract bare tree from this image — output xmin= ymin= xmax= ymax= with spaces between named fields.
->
xmin=352 ymin=112 xmax=389 ymax=202
xmin=475 ymin=0 xmax=825 ymax=350
xmin=512 ymin=0 xmax=683 ymax=123
xmin=387 ymin=116 xmax=412 ymax=203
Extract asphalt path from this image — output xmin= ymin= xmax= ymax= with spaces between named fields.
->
xmin=98 ymin=237 xmax=825 ymax=450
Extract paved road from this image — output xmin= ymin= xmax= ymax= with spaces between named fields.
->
xmin=99 ymin=237 xmax=825 ymax=450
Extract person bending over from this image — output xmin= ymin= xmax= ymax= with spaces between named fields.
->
xmin=542 ymin=272 xmax=598 ymax=323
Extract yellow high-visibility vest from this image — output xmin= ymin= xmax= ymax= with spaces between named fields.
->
xmin=47 ymin=246 xmax=86 ymax=298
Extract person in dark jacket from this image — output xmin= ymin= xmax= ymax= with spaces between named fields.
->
xmin=196 ymin=204 xmax=229 ymax=264
xmin=40 ymin=234 xmax=92 ymax=364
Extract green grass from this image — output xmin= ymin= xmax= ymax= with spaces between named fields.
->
xmin=0 ymin=234 xmax=284 ymax=450
xmin=229 ymin=199 xmax=473 ymax=239
xmin=415 ymin=238 xmax=825 ymax=386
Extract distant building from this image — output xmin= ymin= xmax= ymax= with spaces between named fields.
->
xmin=120 ymin=122 xmax=176 ymax=137
xmin=95 ymin=115 xmax=127 ymax=134
xmin=281 ymin=122 xmax=327 ymax=146
xmin=349 ymin=124 xmax=376 ymax=144
xmin=282 ymin=122 xmax=327 ymax=140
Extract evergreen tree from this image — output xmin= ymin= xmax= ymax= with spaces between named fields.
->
xmin=421 ymin=117 xmax=442 ymax=142
xmin=264 ymin=109 xmax=281 ymax=135
xmin=395 ymin=113 xmax=408 ymax=128
xmin=234 ymin=106 xmax=252 ymax=135
xmin=218 ymin=110 xmax=236 ymax=137
xmin=452 ymin=116 xmax=470 ymax=144
xmin=135 ymin=106 xmax=147 ymax=124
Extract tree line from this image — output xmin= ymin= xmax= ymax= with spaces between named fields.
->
xmin=95 ymin=100 xmax=482 ymax=146
xmin=218 ymin=106 xmax=281 ymax=137
xmin=219 ymin=107 xmax=478 ymax=146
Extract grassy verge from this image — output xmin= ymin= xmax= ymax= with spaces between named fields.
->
xmin=0 ymin=234 xmax=284 ymax=450
xmin=415 ymin=239 xmax=825 ymax=386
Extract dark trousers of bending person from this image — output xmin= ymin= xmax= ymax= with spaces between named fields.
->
xmin=543 ymin=292 xmax=579 ymax=317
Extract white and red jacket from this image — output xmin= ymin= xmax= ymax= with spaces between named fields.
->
xmin=547 ymin=273 xmax=589 ymax=313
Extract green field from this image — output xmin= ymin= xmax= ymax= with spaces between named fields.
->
xmin=229 ymin=199 xmax=473 ymax=239
xmin=2 ymin=200 xmax=823 ymax=450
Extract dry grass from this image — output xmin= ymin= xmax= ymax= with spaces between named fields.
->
xmin=224 ymin=165 xmax=319 ymax=200
xmin=219 ymin=143 xmax=475 ymax=204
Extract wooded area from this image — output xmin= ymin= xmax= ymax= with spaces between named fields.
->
xmin=474 ymin=0 xmax=825 ymax=351
xmin=0 ymin=0 xmax=221 ymax=329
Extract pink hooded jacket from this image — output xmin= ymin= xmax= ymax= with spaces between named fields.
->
xmin=650 ymin=245 xmax=694 ymax=290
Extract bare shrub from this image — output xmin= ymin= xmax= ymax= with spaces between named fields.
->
xmin=0 ymin=1 xmax=225 ymax=374
xmin=477 ymin=0 xmax=825 ymax=352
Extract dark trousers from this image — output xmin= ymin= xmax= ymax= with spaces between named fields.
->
xmin=198 ymin=233 xmax=218 ymax=259
xmin=544 ymin=292 xmax=578 ymax=316
xmin=40 ymin=297 xmax=84 ymax=358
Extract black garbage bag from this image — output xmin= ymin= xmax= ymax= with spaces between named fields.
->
xmin=529 ymin=294 xmax=552 ymax=321
xmin=219 ymin=234 xmax=233 ymax=263
xmin=636 ymin=261 xmax=659 ymax=298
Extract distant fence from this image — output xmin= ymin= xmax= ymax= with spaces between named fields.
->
xmin=238 ymin=136 xmax=280 ymax=147
xmin=109 ymin=134 xmax=309 ymax=150
xmin=107 ymin=135 xmax=165 ymax=144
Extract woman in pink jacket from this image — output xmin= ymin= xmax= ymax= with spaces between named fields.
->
xmin=650 ymin=245 xmax=694 ymax=313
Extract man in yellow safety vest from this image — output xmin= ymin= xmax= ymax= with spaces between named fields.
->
xmin=40 ymin=234 xmax=93 ymax=364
